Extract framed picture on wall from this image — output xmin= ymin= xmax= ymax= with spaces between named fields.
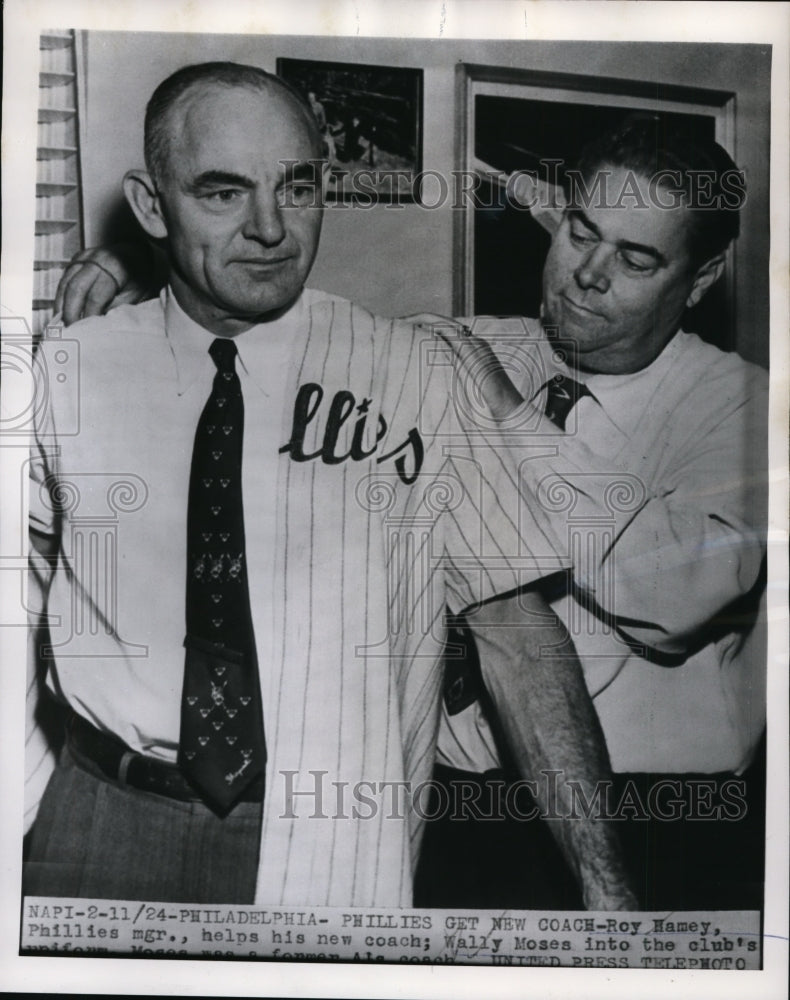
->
xmin=277 ymin=57 xmax=423 ymax=203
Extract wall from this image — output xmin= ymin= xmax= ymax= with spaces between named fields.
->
xmin=79 ymin=32 xmax=771 ymax=366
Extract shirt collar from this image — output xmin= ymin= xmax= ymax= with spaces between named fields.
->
xmin=521 ymin=320 xmax=592 ymax=404
xmin=525 ymin=322 xmax=684 ymax=435
xmin=164 ymin=286 xmax=305 ymax=396
xmin=578 ymin=330 xmax=683 ymax=432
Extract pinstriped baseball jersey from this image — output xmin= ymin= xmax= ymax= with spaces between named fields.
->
xmin=29 ymin=287 xmax=567 ymax=906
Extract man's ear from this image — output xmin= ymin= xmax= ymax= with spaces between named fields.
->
xmin=686 ymin=252 xmax=726 ymax=309
xmin=123 ymin=170 xmax=168 ymax=240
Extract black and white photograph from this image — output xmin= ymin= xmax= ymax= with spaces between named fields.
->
xmin=1 ymin=2 xmax=787 ymax=998
xmin=276 ymin=57 xmax=423 ymax=202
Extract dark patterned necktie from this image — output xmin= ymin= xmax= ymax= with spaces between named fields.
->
xmin=544 ymin=373 xmax=592 ymax=430
xmin=179 ymin=338 xmax=265 ymax=814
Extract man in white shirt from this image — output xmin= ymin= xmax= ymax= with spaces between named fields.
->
xmin=26 ymin=62 xmax=636 ymax=908
xmin=417 ymin=118 xmax=768 ymax=910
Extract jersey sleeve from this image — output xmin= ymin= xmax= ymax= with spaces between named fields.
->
xmin=417 ymin=323 xmax=569 ymax=613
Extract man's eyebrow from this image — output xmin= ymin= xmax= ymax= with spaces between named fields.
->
xmin=568 ymin=207 xmax=666 ymax=265
xmin=186 ymin=164 xmax=320 ymax=192
xmin=186 ymin=170 xmax=255 ymax=192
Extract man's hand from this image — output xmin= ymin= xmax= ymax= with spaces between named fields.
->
xmin=54 ymin=244 xmax=154 ymax=324
xmin=466 ymin=590 xmax=639 ymax=911
xmin=403 ymin=313 xmax=526 ymax=422
xmin=440 ymin=328 xmax=525 ymax=420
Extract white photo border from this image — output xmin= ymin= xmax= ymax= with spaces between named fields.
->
xmin=1 ymin=1 xmax=787 ymax=997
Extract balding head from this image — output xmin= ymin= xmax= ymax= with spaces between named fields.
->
xmin=124 ymin=60 xmax=328 ymax=335
xmin=144 ymin=61 xmax=322 ymax=186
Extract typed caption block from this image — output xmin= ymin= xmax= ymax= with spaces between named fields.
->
xmin=21 ymin=899 xmax=761 ymax=969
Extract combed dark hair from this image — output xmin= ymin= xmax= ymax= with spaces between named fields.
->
xmin=574 ymin=114 xmax=745 ymax=267
xmin=144 ymin=61 xmax=321 ymax=184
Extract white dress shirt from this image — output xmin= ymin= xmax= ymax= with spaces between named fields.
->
xmin=438 ymin=316 xmax=768 ymax=775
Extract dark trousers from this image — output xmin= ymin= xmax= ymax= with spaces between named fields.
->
xmin=23 ymin=743 xmax=263 ymax=903
xmin=415 ymin=746 xmax=765 ymax=911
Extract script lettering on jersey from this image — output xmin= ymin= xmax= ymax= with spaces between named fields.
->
xmin=279 ymin=382 xmax=424 ymax=485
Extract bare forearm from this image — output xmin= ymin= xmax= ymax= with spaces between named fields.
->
xmin=467 ymin=592 xmax=638 ymax=909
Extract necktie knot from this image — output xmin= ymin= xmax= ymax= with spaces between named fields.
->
xmin=544 ymin=373 xmax=591 ymax=430
xmin=209 ymin=338 xmax=238 ymax=375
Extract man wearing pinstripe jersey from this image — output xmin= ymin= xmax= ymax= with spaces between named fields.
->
xmin=26 ymin=63 xmax=636 ymax=908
